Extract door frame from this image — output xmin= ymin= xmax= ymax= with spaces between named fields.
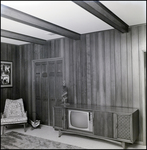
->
xmin=32 ymin=57 xmax=64 ymax=125
xmin=142 ymin=51 xmax=146 ymax=145
xmin=139 ymin=50 xmax=146 ymax=145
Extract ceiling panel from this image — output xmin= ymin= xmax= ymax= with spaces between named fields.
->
xmin=1 ymin=1 xmax=146 ymax=45
xmin=100 ymin=1 xmax=146 ymax=25
xmin=1 ymin=37 xmax=30 ymax=45
xmin=1 ymin=1 xmax=113 ymax=33
xmin=1 ymin=17 xmax=64 ymax=41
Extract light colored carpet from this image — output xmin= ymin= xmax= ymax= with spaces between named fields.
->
xmin=1 ymin=131 xmax=83 ymax=149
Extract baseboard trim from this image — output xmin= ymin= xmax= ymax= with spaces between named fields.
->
xmin=135 ymin=140 xmax=144 ymax=145
xmin=40 ymin=124 xmax=51 ymax=127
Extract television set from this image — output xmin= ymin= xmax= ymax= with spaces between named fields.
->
xmin=68 ymin=109 xmax=93 ymax=132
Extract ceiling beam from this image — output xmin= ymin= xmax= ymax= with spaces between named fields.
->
xmin=1 ymin=29 xmax=47 ymax=45
xmin=1 ymin=4 xmax=81 ymax=40
xmin=73 ymin=1 xmax=129 ymax=33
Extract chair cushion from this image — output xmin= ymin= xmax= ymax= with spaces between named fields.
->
xmin=1 ymin=116 xmax=27 ymax=125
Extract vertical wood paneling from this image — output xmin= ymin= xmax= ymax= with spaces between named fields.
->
xmin=56 ymin=39 xmax=60 ymax=57
xmin=91 ymin=33 xmax=97 ymax=105
xmin=11 ymin=45 xmax=16 ymax=99
xmin=1 ymin=44 xmax=8 ymax=112
xmin=20 ymin=45 xmax=25 ymax=103
xmin=54 ymin=40 xmax=57 ymax=57
xmin=19 ymin=46 xmax=22 ymax=98
xmin=98 ymin=32 xmax=105 ymax=106
xmin=76 ymin=40 xmax=81 ymax=104
xmin=110 ymin=30 xmax=115 ymax=106
xmin=60 ymin=38 xmax=64 ymax=58
xmin=73 ymin=40 xmax=77 ymax=104
xmin=114 ymin=30 xmax=121 ymax=106
xmin=27 ymin=44 xmax=33 ymax=118
xmin=104 ymin=31 xmax=111 ymax=106
xmin=34 ymin=44 xmax=40 ymax=59
xmin=39 ymin=44 xmax=43 ymax=59
xmin=1 ymin=24 xmax=146 ymax=143
xmin=23 ymin=45 xmax=28 ymax=109
xmin=42 ymin=43 xmax=48 ymax=59
xmin=69 ymin=39 xmax=74 ymax=104
xmin=1 ymin=43 xmax=8 ymax=60
xmin=7 ymin=45 xmax=12 ymax=98
xmin=86 ymin=34 xmax=91 ymax=105
xmin=121 ymin=33 xmax=128 ymax=107
xmin=7 ymin=45 xmax=12 ymax=60
xmin=131 ymin=26 xmax=139 ymax=109
xmin=51 ymin=40 xmax=55 ymax=58
xmin=81 ymin=35 xmax=87 ymax=104
xmin=47 ymin=41 xmax=51 ymax=58
xmin=96 ymin=33 xmax=100 ymax=105
xmin=126 ymin=30 xmax=133 ymax=108
xmin=15 ymin=47 xmax=21 ymax=99
xmin=64 ymin=38 xmax=70 ymax=103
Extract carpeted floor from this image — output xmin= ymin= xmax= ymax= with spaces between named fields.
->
xmin=1 ymin=131 xmax=83 ymax=149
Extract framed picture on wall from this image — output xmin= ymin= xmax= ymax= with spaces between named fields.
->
xmin=1 ymin=61 xmax=13 ymax=87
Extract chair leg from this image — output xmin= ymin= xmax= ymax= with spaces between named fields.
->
xmin=24 ymin=123 xmax=26 ymax=132
xmin=2 ymin=125 xmax=5 ymax=135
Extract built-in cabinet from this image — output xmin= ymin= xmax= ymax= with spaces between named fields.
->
xmin=32 ymin=58 xmax=63 ymax=125
xmin=53 ymin=104 xmax=139 ymax=149
xmin=33 ymin=61 xmax=48 ymax=125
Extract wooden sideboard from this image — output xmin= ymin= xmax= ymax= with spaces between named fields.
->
xmin=53 ymin=104 xmax=139 ymax=149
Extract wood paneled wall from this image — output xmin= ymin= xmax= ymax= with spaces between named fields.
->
xmin=1 ymin=44 xmax=21 ymax=111
xmin=1 ymin=24 xmax=146 ymax=143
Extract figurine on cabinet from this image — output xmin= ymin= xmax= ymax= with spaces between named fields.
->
xmin=61 ymin=80 xmax=69 ymax=106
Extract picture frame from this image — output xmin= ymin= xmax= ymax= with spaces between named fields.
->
xmin=1 ymin=61 xmax=13 ymax=87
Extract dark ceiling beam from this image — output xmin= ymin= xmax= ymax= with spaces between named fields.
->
xmin=1 ymin=4 xmax=81 ymax=40
xmin=73 ymin=1 xmax=129 ymax=33
xmin=1 ymin=29 xmax=47 ymax=45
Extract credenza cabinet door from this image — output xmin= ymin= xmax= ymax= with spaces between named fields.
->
xmin=53 ymin=106 xmax=64 ymax=129
xmin=93 ymin=111 xmax=113 ymax=138
xmin=113 ymin=110 xmax=139 ymax=143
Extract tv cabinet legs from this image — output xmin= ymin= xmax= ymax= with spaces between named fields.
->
xmin=121 ymin=142 xmax=125 ymax=149
xmin=58 ymin=130 xmax=62 ymax=137
xmin=1 ymin=125 xmax=5 ymax=135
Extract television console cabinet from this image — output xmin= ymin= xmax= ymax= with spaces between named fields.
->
xmin=53 ymin=104 xmax=139 ymax=149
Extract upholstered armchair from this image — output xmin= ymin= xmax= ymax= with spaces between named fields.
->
xmin=1 ymin=98 xmax=28 ymax=135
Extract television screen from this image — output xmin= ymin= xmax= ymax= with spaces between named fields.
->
xmin=70 ymin=110 xmax=88 ymax=129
